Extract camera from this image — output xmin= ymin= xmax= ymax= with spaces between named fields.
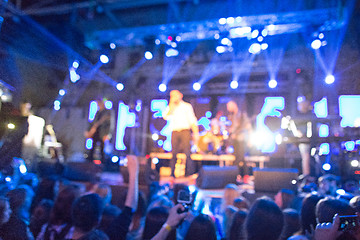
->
xmin=338 ymin=215 xmax=358 ymax=231
xmin=177 ymin=189 xmax=192 ymax=213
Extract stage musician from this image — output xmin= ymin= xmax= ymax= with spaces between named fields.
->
xmin=85 ymin=97 xmax=114 ymax=164
xmin=226 ymin=100 xmax=252 ymax=179
xmin=163 ymin=90 xmax=199 ymax=178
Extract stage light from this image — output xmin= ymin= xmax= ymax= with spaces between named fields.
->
xmin=261 ymin=29 xmax=268 ymax=37
xmin=5 ymin=177 xmax=11 ymax=182
xmin=322 ymin=163 xmax=331 ymax=171
xmin=110 ymin=43 xmax=116 ymax=49
xmin=336 ymin=189 xmax=345 ymax=195
xmin=54 ymin=100 xmax=61 ymax=111
xmin=268 ymin=79 xmax=278 ymax=88
xmin=70 ymin=69 xmax=80 ymax=83
xmin=105 ymin=100 xmax=113 ymax=109
xmin=152 ymin=133 xmax=159 ymax=141
xmin=158 ymin=83 xmax=167 ymax=92
xmin=152 ymin=157 xmax=159 ymax=165
xmin=100 ymin=54 xmax=109 ymax=64
xmin=311 ymin=39 xmax=321 ymax=50
xmin=230 ymin=27 xmax=251 ymax=38
xmin=167 ymin=36 xmax=173 ymax=41
xmin=319 ymin=143 xmax=330 ymax=155
xmin=7 ymin=123 xmax=15 ymax=129
xmin=230 ymin=80 xmax=238 ymax=89
xmin=351 ymin=160 xmax=359 ymax=167
xmin=325 ymin=75 xmax=335 ymax=84
xmin=275 ymin=133 xmax=282 ymax=145
xmin=116 ymin=83 xmax=124 ymax=91
xmin=216 ymin=46 xmax=226 ymax=54
xmin=155 ymin=39 xmax=161 ymax=45
xmin=219 ymin=18 xmax=226 ymax=25
xmin=226 ymin=17 xmax=234 ymax=24
xmin=345 ymin=141 xmax=355 ymax=151
xmin=144 ymin=51 xmax=153 ymax=60
xmin=267 ymin=24 xmax=276 ymax=31
xmin=205 ymin=111 xmax=212 ymax=118
xmin=59 ymin=89 xmax=66 ymax=96
xmin=251 ymin=29 xmax=259 ymax=38
xmin=157 ymin=140 xmax=163 ymax=147
xmin=165 ymin=48 xmax=179 ymax=57
xmin=175 ymin=36 xmax=181 ymax=42
xmin=72 ymin=60 xmax=79 ymax=69
xmin=221 ymin=38 xmax=231 ymax=46
xmin=291 ymin=180 xmax=297 ymax=185
xmin=319 ymin=33 xmax=324 ymax=39
xmin=171 ymin=42 xmax=177 ymax=48
xmin=193 ymin=82 xmax=201 ymax=91
xmin=214 ymin=33 xmax=220 ymax=39
xmin=249 ymin=43 xmax=261 ymax=54
xmin=235 ymin=16 xmax=242 ymax=22
xmin=188 ymin=185 xmax=197 ymax=194
xmin=261 ymin=43 xmax=268 ymax=50
xmin=111 ymin=156 xmax=119 ymax=163
xmin=19 ymin=164 xmax=27 ymax=174
xmin=257 ymin=36 xmax=264 ymax=42
xmin=135 ymin=100 xmax=142 ymax=112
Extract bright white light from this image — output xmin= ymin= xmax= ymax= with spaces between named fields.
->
xmin=230 ymin=80 xmax=238 ymax=89
xmin=111 ymin=156 xmax=119 ymax=163
xmin=235 ymin=16 xmax=242 ymax=22
xmin=336 ymin=189 xmax=346 ymax=195
xmin=216 ymin=46 xmax=226 ymax=54
xmin=7 ymin=123 xmax=15 ymax=129
xmin=251 ymin=29 xmax=259 ymax=38
xmin=165 ymin=48 xmax=179 ymax=57
xmin=70 ymin=69 xmax=80 ymax=83
xmin=319 ymin=33 xmax=324 ymax=39
xmin=100 ymin=54 xmax=109 ymax=64
xmin=267 ymin=24 xmax=276 ymax=31
xmin=311 ymin=39 xmax=322 ymax=50
xmin=261 ymin=29 xmax=268 ymax=37
xmin=291 ymin=180 xmax=297 ymax=185
xmin=144 ymin=51 xmax=153 ymax=60
xmin=158 ymin=83 xmax=167 ymax=92
xmin=231 ymin=27 xmax=251 ymax=37
xmin=351 ymin=160 xmax=359 ymax=167
xmin=219 ymin=18 xmax=226 ymax=25
xmin=19 ymin=164 xmax=27 ymax=174
xmin=175 ymin=36 xmax=181 ymax=42
xmin=297 ymin=96 xmax=305 ymax=103
xmin=261 ymin=43 xmax=268 ymax=50
xmin=152 ymin=157 xmax=159 ymax=165
xmin=249 ymin=43 xmax=261 ymax=54
xmin=193 ymin=82 xmax=201 ymax=91
xmin=152 ymin=133 xmax=159 ymax=141
xmin=221 ymin=38 xmax=231 ymax=46
xmin=268 ymin=79 xmax=278 ymax=88
xmin=54 ymin=105 xmax=60 ymax=111
xmin=59 ymin=89 xmax=66 ymax=96
xmin=155 ymin=39 xmax=161 ymax=45
xmin=226 ymin=17 xmax=234 ymax=24
xmin=275 ymin=133 xmax=282 ymax=145
xmin=116 ymin=83 xmax=124 ymax=91
xmin=214 ymin=33 xmax=220 ymax=40
xmin=322 ymin=163 xmax=331 ymax=171
xmin=171 ymin=42 xmax=177 ymax=48
xmin=325 ymin=75 xmax=335 ymax=84
xmin=72 ymin=61 xmax=79 ymax=69
xmin=5 ymin=177 xmax=11 ymax=182
xmin=110 ymin=43 xmax=116 ymax=49
xmin=105 ymin=101 xmax=113 ymax=109
xmin=188 ymin=185 xmax=196 ymax=194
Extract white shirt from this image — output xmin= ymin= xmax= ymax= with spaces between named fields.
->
xmin=163 ymin=100 xmax=197 ymax=131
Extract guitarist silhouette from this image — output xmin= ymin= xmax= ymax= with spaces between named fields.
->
xmin=85 ymin=98 xmax=114 ymax=163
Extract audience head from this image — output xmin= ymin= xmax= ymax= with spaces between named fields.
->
xmin=147 ymin=195 xmax=174 ymax=212
xmin=229 ymin=210 xmax=247 ymax=240
xmin=245 ymin=196 xmax=284 ymax=240
xmin=318 ymin=174 xmax=338 ymax=196
xmin=300 ymin=193 xmax=323 ymax=235
xmin=281 ymin=208 xmax=300 ymax=240
xmin=0 ymin=197 xmax=11 ymax=224
xmin=342 ymin=178 xmax=360 ymax=195
xmin=223 ymin=184 xmax=239 ymax=207
xmin=143 ymin=206 xmax=174 ymax=240
xmin=184 ymin=214 xmax=216 ymax=240
xmin=233 ymin=197 xmax=250 ymax=210
xmin=30 ymin=199 xmax=54 ymax=238
xmin=298 ymin=175 xmax=317 ymax=193
xmin=72 ymin=193 xmax=104 ymax=233
xmin=89 ymin=183 xmax=112 ymax=206
xmin=274 ymin=188 xmax=295 ymax=210
xmin=316 ymin=197 xmax=354 ymax=223
xmin=98 ymin=204 xmax=121 ymax=232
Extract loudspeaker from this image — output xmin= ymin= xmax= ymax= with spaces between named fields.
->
xmin=63 ymin=162 xmax=102 ymax=182
xmin=121 ymin=164 xmax=159 ymax=186
xmin=253 ymin=167 xmax=298 ymax=193
xmin=196 ymin=166 xmax=238 ymax=189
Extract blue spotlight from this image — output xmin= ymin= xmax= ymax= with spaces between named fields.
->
xmin=322 ymin=163 xmax=331 ymax=171
xmin=110 ymin=43 xmax=116 ymax=49
xmin=230 ymin=80 xmax=238 ymax=89
xmin=165 ymin=48 xmax=179 ymax=57
xmin=105 ymin=100 xmax=113 ymax=109
xmin=325 ymin=75 xmax=335 ymax=84
xmin=144 ymin=51 xmax=153 ymax=60
xmin=85 ymin=138 xmax=93 ymax=149
xmin=100 ymin=54 xmax=109 ymax=64
xmin=193 ymin=82 xmax=201 ymax=91
xmin=249 ymin=43 xmax=261 ymax=54
xmin=72 ymin=61 xmax=79 ymax=69
xmin=216 ymin=46 xmax=226 ymax=54
xmin=158 ymin=83 xmax=167 ymax=92
xmin=59 ymin=89 xmax=66 ymax=96
xmin=311 ymin=39 xmax=322 ymax=50
xmin=268 ymin=79 xmax=278 ymax=89
xmin=53 ymin=100 xmax=61 ymax=111
xmin=116 ymin=83 xmax=124 ymax=91
xmin=69 ymin=69 xmax=80 ymax=83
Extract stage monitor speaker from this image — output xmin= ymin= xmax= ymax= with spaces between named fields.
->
xmin=121 ymin=164 xmax=159 ymax=186
xmin=63 ymin=162 xmax=102 ymax=182
xmin=253 ymin=167 xmax=298 ymax=193
xmin=196 ymin=166 xmax=238 ymax=189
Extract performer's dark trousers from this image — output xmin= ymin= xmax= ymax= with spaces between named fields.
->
xmin=87 ymin=134 xmax=105 ymax=163
xmin=233 ymin=139 xmax=249 ymax=177
xmin=171 ymin=129 xmax=195 ymax=177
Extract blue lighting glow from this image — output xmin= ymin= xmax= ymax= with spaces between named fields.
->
xmin=311 ymin=39 xmax=322 ymax=50
xmin=198 ymin=117 xmax=211 ymax=131
xmin=159 ymin=83 xmax=167 ymax=92
xmin=325 ymin=75 xmax=335 ymax=84
xmin=249 ymin=43 xmax=261 ymax=54
xmin=193 ymin=82 xmax=201 ymax=91
xmin=205 ymin=111 xmax=212 ymax=118
xmin=110 ymin=43 xmax=116 ymax=49
xmin=85 ymin=138 xmax=93 ymax=150
xmin=72 ymin=61 xmax=79 ymax=69
xmin=53 ymin=100 xmax=61 ymax=111
xmin=221 ymin=38 xmax=231 ymax=46
xmin=135 ymin=100 xmax=142 ymax=112
xmin=216 ymin=46 xmax=226 ymax=54
xmin=115 ymin=103 xmax=136 ymax=151
xmin=165 ymin=48 xmax=179 ymax=57
xmin=59 ymin=89 xmax=66 ymax=96
xmin=322 ymin=163 xmax=331 ymax=171
xmin=111 ymin=156 xmax=119 ymax=163
xmin=251 ymin=29 xmax=259 ymax=38
xmin=314 ymin=97 xmax=328 ymax=118
xmin=230 ymin=80 xmax=238 ymax=89
xmin=105 ymin=100 xmax=113 ymax=110
xmin=69 ymin=68 xmax=80 ymax=83
xmin=116 ymin=83 xmax=124 ymax=91
xmin=151 ymin=99 xmax=168 ymax=118
xmin=145 ymin=51 xmax=153 ymax=60
xmin=319 ymin=143 xmax=330 ymax=155
xmin=318 ymin=124 xmax=329 ymax=137
xmin=88 ymin=101 xmax=98 ymax=121
xmin=157 ymin=140 xmax=164 ymax=147
xmin=100 ymin=54 xmax=109 ymax=64
xmin=19 ymin=164 xmax=27 ymax=174
xmin=344 ymin=141 xmax=356 ymax=151
xmin=268 ymin=79 xmax=277 ymax=89
xmin=152 ymin=157 xmax=159 ymax=165
xmin=339 ymin=95 xmax=360 ymax=127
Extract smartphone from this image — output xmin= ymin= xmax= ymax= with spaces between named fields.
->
xmin=338 ymin=215 xmax=358 ymax=231
xmin=177 ymin=189 xmax=192 ymax=205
